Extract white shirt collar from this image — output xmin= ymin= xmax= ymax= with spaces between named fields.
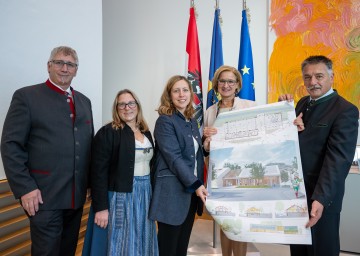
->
xmin=49 ymin=78 xmax=72 ymax=94
xmin=311 ymin=88 xmax=334 ymax=101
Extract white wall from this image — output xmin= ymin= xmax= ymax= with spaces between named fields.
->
xmin=0 ymin=0 xmax=102 ymax=179
xmin=103 ymin=0 xmax=268 ymax=131
xmin=0 ymin=0 xmax=268 ymax=179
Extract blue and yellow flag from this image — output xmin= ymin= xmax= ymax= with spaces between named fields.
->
xmin=207 ymin=8 xmax=223 ymax=109
xmin=238 ymin=9 xmax=255 ymax=101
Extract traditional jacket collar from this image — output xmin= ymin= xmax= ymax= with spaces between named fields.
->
xmin=45 ymin=79 xmax=74 ymax=96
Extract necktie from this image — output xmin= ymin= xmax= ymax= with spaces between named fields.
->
xmin=66 ymin=92 xmax=76 ymax=123
xmin=306 ymin=99 xmax=315 ymax=111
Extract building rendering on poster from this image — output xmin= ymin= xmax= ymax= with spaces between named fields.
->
xmin=206 ymin=101 xmax=312 ymax=244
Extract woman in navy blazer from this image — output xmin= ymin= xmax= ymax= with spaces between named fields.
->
xmin=149 ymin=75 xmax=210 ymax=256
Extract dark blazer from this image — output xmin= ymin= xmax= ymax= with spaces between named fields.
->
xmin=296 ymin=91 xmax=359 ymax=213
xmin=149 ymin=111 xmax=205 ymax=225
xmin=1 ymin=82 xmax=94 ymax=210
xmin=90 ymin=123 xmax=154 ymax=213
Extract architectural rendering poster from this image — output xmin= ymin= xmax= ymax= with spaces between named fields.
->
xmin=205 ymin=101 xmax=312 ymax=244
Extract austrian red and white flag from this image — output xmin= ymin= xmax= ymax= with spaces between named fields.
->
xmin=186 ymin=6 xmax=203 ymax=130
xmin=186 ymin=6 xmax=207 ymax=182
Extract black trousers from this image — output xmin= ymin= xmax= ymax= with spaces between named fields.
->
xmin=29 ymin=208 xmax=83 ymax=256
xmin=157 ymin=193 xmax=198 ymax=256
xmin=290 ymin=212 xmax=340 ymax=256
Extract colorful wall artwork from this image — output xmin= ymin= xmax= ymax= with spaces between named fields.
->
xmin=268 ymin=0 xmax=360 ymax=109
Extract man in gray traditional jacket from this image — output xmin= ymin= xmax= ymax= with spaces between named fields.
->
xmin=1 ymin=46 xmax=94 ymax=256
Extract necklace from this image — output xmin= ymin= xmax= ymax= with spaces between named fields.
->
xmin=216 ymin=99 xmax=235 ymax=117
xmin=132 ymin=127 xmax=139 ymax=133
xmin=220 ymin=98 xmax=234 ymax=108
xmin=127 ymin=123 xmax=139 ymax=133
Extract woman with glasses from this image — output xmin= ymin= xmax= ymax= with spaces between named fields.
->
xmin=149 ymin=75 xmax=209 ymax=256
xmin=82 ymin=89 xmax=158 ymax=256
xmin=203 ymin=65 xmax=256 ymax=256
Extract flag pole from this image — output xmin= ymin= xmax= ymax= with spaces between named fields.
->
xmin=243 ymin=0 xmax=246 ymax=10
xmin=191 ymin=0 xmax=194 ymax=8
xmin=216 ymin=0 xmax=219 ymax=9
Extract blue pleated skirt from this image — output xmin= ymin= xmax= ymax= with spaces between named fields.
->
xmin=82 ymin=175 xmax=158 ymax=256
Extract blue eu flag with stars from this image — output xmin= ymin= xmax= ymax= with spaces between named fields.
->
xmin=238 ymin=9 xmax=255 ymax=101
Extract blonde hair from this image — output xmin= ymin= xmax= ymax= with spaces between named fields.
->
xmin=157 ymin=75 xmax=195 ymax=120
xmin=111 ymin=89 xmax=149 ymax=131
xmin=212 ymin=65 xmax=242 ymax=95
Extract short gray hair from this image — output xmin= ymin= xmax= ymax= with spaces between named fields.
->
xmin=301 ymin=55 xmax=333 ymax=76
xmin=49 ymin=46 xmax=79 ymax=65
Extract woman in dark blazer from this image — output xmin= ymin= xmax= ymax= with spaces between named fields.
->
xmin=83 ymin=89 xmax=158 ymax=256
xmin=149 ymin=75 xmax=210 ymax=256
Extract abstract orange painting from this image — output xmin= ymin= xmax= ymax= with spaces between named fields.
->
xmin=268 ymin=0 xmax=360 ymax=109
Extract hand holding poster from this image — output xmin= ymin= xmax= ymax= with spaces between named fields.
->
xmin=206 ymin=101 xmax=312 ymax=244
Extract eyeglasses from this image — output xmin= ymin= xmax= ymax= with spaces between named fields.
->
xmin=50 ymin=60 xmax=78 ymax=70
xmin=117 ymin=101 xmax=138 ymax=110
xmin=218 ymin=79 xmax=237 ymax=86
